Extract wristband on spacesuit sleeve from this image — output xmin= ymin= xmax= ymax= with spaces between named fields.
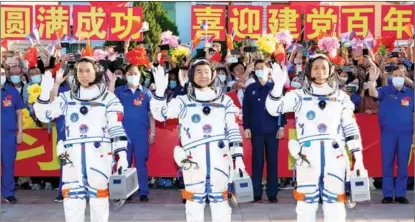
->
xmin=345 ymin=135 xmax=360 ymax=142
xmin=36 ymin=97 xmax=51 ymax=104
xmin=268 ymin=92 xmax=281 ymax=101
xmin=153 ymin=93 xmax=167 ymax=101
xmin=230 ymin=142 xmax=243 ymax=158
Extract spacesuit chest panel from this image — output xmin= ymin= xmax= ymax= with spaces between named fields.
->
xmin=179 ymin=98 xmax=227 ymax=149
xmin=295 ymin=95 xmax=344 ymax=140
xmin=64 ymin=100 xmax=108 ymax=140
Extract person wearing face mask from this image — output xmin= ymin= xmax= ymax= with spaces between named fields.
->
xmin=8 ymin=66 xmax=25 ymax=97
xmin=34 ymin=57 xmax=129 ymax=222
xmin=216 ymin=67 xmax=229 ymax=93
xmin=114 ymin=64 xmax=155 ymax=202
xmin=368 ymin=65 xmax=414 ymax=204
xmin=113 ymin=68 xmax=127 ymax=88
xmin=266 ymin=54 xmax=367 ymax=222
xmin=1 ymin=65 xmax=25 ymax=204
xmin=243 ymin=59 xmax=286 ymax=203
xmin=346 ymin=80 xmax=361 ymax=112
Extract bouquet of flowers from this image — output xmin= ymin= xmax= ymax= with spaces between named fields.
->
xmin=318 ymin=36 xmax=340 ymax=58
xmin=275 ymin=30 xmax=293 ymax=48
xmin=161 ymin=30 xmax=179 ymax=48
xmin=257 ymin=34 xmax=278 ymax=57
xmin=27 ymin=84 xmax=42 ymax=104
xmin=171 ymin=46 xmax=190 ymax=66
xmin=22 ymin=108 xmax=37 ymax=129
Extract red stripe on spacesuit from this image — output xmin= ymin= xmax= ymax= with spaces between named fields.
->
xmin=116 ymin=112 xmax=124 ymax=122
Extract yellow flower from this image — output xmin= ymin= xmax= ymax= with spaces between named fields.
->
xmin=27 ymin=84 xmax=42 ymax=104
xmin=21 ymin=108 xmax=36 ymax=129
xmin=257 ymin=34 xmax=278 ymax=56
xmin=171 ymin=46 xmax=191 ymax=64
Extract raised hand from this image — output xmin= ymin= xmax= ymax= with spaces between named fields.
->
xmin=152 ymin=66 xmax=168 ymax=97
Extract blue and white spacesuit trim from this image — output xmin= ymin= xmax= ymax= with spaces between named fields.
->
xmin=183 ymin=135 xmax=227 ymax=151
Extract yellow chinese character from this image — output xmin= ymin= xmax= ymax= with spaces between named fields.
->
xmin=230 ymin=8 xmax=261 ymax=39
xmin=306 ymin=7 xmax=338 ymax=39
xmin=77 ymin=7 xmax=107 ymax=39
xmin=37 ymin=6 xmax=69 ymax=39
xmin=269 ymin=7 xmax=299 ymax=38
xmin=383 ymin=7 xmax=412 ymax=39
xmin=192 ymin=7 xmax=224 ymax=40
xmin=111 ymin=8 xmax=141 ymax=40
xmin=342 ymin=8 xmax=373 ymax=37
xmin=1 ymin=7 xmax=31 ymax=38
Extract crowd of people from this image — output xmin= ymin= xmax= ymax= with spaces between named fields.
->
xmin=1 ymin=31 xmax=414 ymax=217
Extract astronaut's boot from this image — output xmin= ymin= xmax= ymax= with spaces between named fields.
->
xmin=323 ymin=202 xmax=346 ymax=222
xmin=90 ymin=197 xmax=109 ymax=222
xmin=210 ymin=201 xmax=231 ymax=222
xmin=64 ymin=198 xmax=86 ymax=222
xmin=185 ymin=200 xmax=206 ymax=222
xmin=296 ymin=201 xmax=319 ymax=222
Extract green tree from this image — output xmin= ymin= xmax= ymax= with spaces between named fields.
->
xmin=105 ymin=2 xmax=179 ymax=53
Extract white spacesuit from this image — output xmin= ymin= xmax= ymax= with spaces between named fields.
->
xmin=150 ymin=62 xmax=245 ymax=222
xmin=265 ymin=55 xmax=365 ymax=222
xmin=34 ymin=69 xmax=128 ymax=222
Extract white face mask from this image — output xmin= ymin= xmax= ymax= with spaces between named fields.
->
xmin=0 ymin=76 xmax=6 ymax=85
xmin=291 ymin=81 xmax=302 ymax=89
xmin=340 ymin=77 xmax=348 ymax=83
xmin=116 ymin=75 xmax=123 ymax=80
xmin=392 ymin=76 xmax=405 ymax=88
xmin=218 ymin=75 xmax=226 ymax=83
xmin=127 ymin=75 xmax=140 ymax=87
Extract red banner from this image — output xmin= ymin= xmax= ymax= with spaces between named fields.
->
xmin=73 ymin=5 xmax=109 ymax=40
xmin=266 ymin=5 xmax=301 ymax=40
xmin=15 ymin=114 xmax=414 ymax=178
xmin=305 ymin=6 xmax=339 ymax=40
xmin=0 ymin=5 xmax=33 ymax=39
xmin=108 ymin=7 xmax=143 ymax=41
xmin=35 ymin=5 xmax=70 ymax=40
xmin=228 ymin=6 xmax=263 ymax=41
xmin=191 ymin=5 xmax=226 ymax=42
xmin=381 ymin=5 xmax=414 ymax=40
xmin=340 ymin=6 xmax=375 ymax=39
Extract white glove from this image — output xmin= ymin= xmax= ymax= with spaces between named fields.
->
xmin=270 ymin=62 xmax=288 ymax=97
xmin=39 ymin=71 xmax=54 ymax=101
xmin=234 ymin=157 xmax=246 ymax=177
xmin=173 ymin=146 xmax=186 ymax=167
xmin=152 ymin=66 xmax=168 ymax=97
xmin=288 ymin=140 xmax=301 ymax=160
xmin=116 ymin=151 xmax=129 ymax=174
xmin=353 ymin=151 xmax=365 ymax=173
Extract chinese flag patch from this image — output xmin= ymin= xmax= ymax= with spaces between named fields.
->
xmin=116 ymin=112 xmax=124 ymax=122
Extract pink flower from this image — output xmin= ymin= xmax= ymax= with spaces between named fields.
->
xmin=275 ymin=30 xmax=293 ymax=48
xmin=161 ymin=30 xmax=179 ymax=48
xmin=318 ymin=37 xmax=340 ymax=58
xmin=93 ymin=49 xmax=108 ymax=61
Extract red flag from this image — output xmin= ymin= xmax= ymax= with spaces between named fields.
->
xmin=1 ymin=39 xmax=8 ymax=51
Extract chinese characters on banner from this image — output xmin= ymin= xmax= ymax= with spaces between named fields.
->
xmin=229 ymin=6 xmax=263 ymax=40
xmin=381 ymin=5 xmax=414 ymax=39
xmin=108 ymin=7 xmax=143 ymax=41
xmin=191 ymin=6 xmax=226 ymax=41
xmin=340 ymin=6 xmax=375 ymax=39
xmin=73 ymin=5 xmax=108 ymax=40
xmin=0 ymin=5 xmax=32 ymax=39
xmin=267 ymin=6 xmax=301 ymax=40
xmin=305 ymin=6 xmax=339 ymax=40
xmin=35 ymin=5 xmax=70 ymax=40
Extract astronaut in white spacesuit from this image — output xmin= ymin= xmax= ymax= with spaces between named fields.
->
xmin=34 ymin=57 xmax=129 ymax=222
xmin=150 ymin=59 xmax=246 ymax=222
xmin=265 ymin=54 xmax=366 ymax=222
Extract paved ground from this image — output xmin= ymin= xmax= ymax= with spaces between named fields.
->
xmin=1 ymin=189 xmax=413 ymax=222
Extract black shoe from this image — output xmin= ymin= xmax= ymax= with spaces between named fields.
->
xmin=382 ymin=197 xmax=393 ymax=204
xmin=4 ymin=196 xmax=17 ymax=204
xmin=253 ymin=196 xmax=262 ymax=202
xmin=54 ymin=195 xmax=63 ymax=203
xmin=268 ymin=196 xmax=278 ymax=203
xmin=394 ymin=197 xmax=409 ymax=204
xmin=139 ymin=195 xmax=149 ymax=202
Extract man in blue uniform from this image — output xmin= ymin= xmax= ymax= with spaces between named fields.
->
xmin=114 ymin=64 xmax=155 ymax=202
xmin=1 ymin=65 xmax=25 ymax=203
xmin=243 ymin=60 xmax=286 ymax=203
xmin=368 ymin=65 xmax=414 ymax=204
